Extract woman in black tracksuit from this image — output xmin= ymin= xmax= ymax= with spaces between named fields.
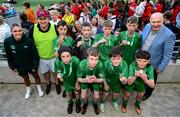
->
xmin=4 ymin=23 xmax=44 ymax=100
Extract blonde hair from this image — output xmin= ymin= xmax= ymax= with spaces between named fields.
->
xmin=49 ymin=10 xmax=59 ymax=16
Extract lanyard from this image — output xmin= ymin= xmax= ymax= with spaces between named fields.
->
xmin=61 ymin=60 xmax=72 ymax=78
xmin=124 ymin=31 xmax=135 ymax=46
xmin=86 ymin=62 xmax=96 ymax=77
xmin=109 ymin=60 xmax=123 ymax=77
xmin=103 ymin=35 xmax=111 ymax=46
xmin=81 ymin=36 xmax=91 ymax=47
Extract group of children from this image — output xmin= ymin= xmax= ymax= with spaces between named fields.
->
xmin=53 ymin=16 xmax=155 ymax=115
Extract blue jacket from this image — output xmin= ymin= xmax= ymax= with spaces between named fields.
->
xmin=142 ymin=24 xmax=175 ymax=72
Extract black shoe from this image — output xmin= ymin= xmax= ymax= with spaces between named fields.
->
xmin=93 ymin=103 xmax=100 ymax=115
xmin=76 ymin=100 xmax=81 ymax=113
xmin=81 ymin=103 xmax=88 ymax=114
xmin=72 ymin=91 xmax=76 ymax=99
xmin=142 ymin=94 xmax=151 ymax=101
xmin=62 ymin=90 xmax=67 ymax=98
xmin=46 ymin=82 xmax=51 ymax=95
xmin=56 ymin=84 xmax=61 ymax=95
xmin=67 ymin=102 xmax=73 ymax=114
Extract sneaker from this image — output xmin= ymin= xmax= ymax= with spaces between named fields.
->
xmin=76 ymin=101 xmax=81 ymax=113
xmin=46 ymin=82 xmax=51 ymax=95
xmin=135 ymin=105 xmax=142 ymax=115
xmin=142 ymin=94 xmax=151 ymax=101
xmin=67 ymin=102 xmax=73 ymax=114
xmin=121 ymin=105 xmax=127 ymax=113
xmin=37 ymin=85 xmax=44 ymax=97
xmin=55 ymin=84 xmax=61 ymax=95
xmin=100 ymin=103 xmax=105 ymax=112
xmin=25 ymin=87 xmax=32 ymax=100
xmin=81 ymin=103 xmax=88 ymax=115
xmin=93 ymin=103 xmax=100 ymax=115
xmin=112 ymin=102 xmax=120 ymax=111
xmin=62 ymin=90 xmax=66 ymax=98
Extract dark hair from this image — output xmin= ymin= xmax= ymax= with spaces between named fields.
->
xmin=57 ymin=20 xmax=67 ymax=28
xmin=58 ymin=45 xmax=72 ymax=56
xmin=87 ymin=47 xmax=99 ymax=57
xmin=82 ymin=22 xmax=92 ymax=29
xmin=135 ymin=50 xmax=151 ymax=60
xmin=108 ymin=8 xmax=114 ymax=15
xmin=39 ymin=4 xmax=44 ymax=9
xmin=19 ymin=12 xmax=28 ymax=21
xmin=91 ymin=17 xmax=98 ymax=26
xmin=110 ymin=46 xmax=123 ymax=57
xmin=127 ymin=16 xmax=139 ymax=24
xmin=163 ymin=10 xmax=173 ymax=20
xmin=23 ymin=2 xmax=30 ymax=8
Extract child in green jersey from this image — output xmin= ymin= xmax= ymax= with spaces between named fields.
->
xmin=121 ymin=50 xmax=155 ymax=115
xmin=117 ymin=16 xmax=141 ymax=65
xmin=55 ymin=46 xmax=80 ymax=114
xmin=53 ymin=20 xmax=74 ymax=57
xmin=93 ymin=20 xmax=117 ymax=62
xmin=77 ymin=47 xmax=106 ymax=115
xmin=100 ymin=46 xmax=128 ymax=112
xmin=74 ymin=22 xmax=94 ymax=60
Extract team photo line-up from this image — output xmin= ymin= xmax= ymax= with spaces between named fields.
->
xmin=2 ymin=0 xmax=179 ymax=115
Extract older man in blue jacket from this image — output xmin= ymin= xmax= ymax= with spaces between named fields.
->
xmin=141 ymin=12 xmax=176 ymax=100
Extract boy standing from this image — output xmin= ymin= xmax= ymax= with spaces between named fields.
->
xmin=55 ymin=46 xmax=81 ymax=114
xmin=93 ymin=20 xmax=117 ymax=62
xmin=121 ymin=50 xmax=155 ymax=114
xmin=74 ymin=22 xmax=94 ymax=60
xmin=53 ymin=20 xmax=74 ymax=57
xmin=100 ymin=46 xmax=128 ymax=112
xmin=117 ymin=16 xmax=141 ymax=65
xmin=77 ymin=47 xmax=106 ymax=115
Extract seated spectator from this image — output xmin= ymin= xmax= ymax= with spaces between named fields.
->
xmin=49 ymin=10 xmax=60 ymax=26
xmin=79 ymin=7 xmax=91 ymax=24
xmin=62 ymin=7 xmax=75 ymax=25
xmin=163 ymin=10 xmax=175 ymax=33
xmin=19 ymin=12 xmax=33 ymax=33
xmin=23 ymin=2 xmax=36 ymax=24
xmin=0 ymin=15 xmax=11 ymax=43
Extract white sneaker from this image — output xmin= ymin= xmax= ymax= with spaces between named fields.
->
xmin=37 ymin=85 xmax=44 ymax=97
xmin=112 ymin=102 xmax=120 ymax=111
xmin=100 ymin=103 xmax=105 ymax=112
xmin=25 ymin=86 xmax=32 ymax=100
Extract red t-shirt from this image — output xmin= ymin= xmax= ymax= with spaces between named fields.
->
xmin=128 ymin=2 xmax=137 ymax=16
xmin=171 ymin=6 xmax=180 ymax=24
xmin=154 ymin=3 xmax=163 ymax=13
xmin=100 ymin=5 xmax=109 ymax=18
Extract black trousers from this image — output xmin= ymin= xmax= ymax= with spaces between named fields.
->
xmin=144 ymin=70 xmax=158 ymax=96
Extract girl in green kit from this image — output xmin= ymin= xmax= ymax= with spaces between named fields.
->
xmin=121 ymin=50 xmax=155 ymax=115
xmin=100 ymin=46 xmax=128 ymax=112
xmin=93 ymin=20 xmax=117 ymax=62
xmin=117 ymin=16 xmax=141 ymax=65
xmin=55 ymin=46 xmax=80 ymax=114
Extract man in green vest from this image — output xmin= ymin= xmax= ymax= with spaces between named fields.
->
xmin=28 ymin=9 xmax=61 ymax=95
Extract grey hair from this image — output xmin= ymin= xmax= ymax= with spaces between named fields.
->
xmin=11 ymin=23 xmax=22 ymax=32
